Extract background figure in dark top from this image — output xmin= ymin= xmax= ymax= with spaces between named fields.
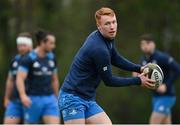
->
xmin=133 ymin=34 xmax=180 ymax=124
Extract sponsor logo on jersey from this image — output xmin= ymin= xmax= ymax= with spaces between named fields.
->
xmin=33 ymin=61 xmax=40 ymax=68
xmin=13 ymin=61 xmax=18 ymax=68
xmin=49 ymin=60 xmax=55 ymax=67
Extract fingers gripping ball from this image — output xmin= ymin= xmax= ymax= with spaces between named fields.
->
xmin=143 ymin=63 xmax=164 ymax=89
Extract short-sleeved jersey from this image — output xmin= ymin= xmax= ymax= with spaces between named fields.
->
xmin=18 ymin=50 xmax=57 ymax=95
xmin=140 ymin=50 xmax=180 ymax=96
xmin=9 ymin=54 xmax=22 ymax=100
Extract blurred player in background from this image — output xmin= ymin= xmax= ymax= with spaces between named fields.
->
xmin=4 ymin=32 xmax=33 ymax=124
xmin=58 ymin=7 xmax=155 ymax=124
xmin=16 ymin=30 xmax=60 ymax=124
xmin=133 ymin=34 xmax=180 ymax=124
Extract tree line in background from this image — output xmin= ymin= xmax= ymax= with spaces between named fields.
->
xmin=0 ymin=0 xmax=180 ymax=123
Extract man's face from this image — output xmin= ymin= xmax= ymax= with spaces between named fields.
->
xmin=97 ymin=15 xmax=117 ymax=40
xmin=17 ymin=44 xmax=32 ymax=55
xmin=140 ymin=40 xmax=155 ymax=54
xmin=43 ymin=35 xmax=56 ymax=53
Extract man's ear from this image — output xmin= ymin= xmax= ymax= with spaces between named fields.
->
xmin=153 ymin=42 xmax=156 ymax=48
xmin=97 ymin=23 xmax=100 ymax=30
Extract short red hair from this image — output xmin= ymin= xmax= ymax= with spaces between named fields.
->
xmin=95 ymin=7 xmax=115 ymax=25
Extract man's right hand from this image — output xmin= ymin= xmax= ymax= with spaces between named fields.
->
xmin=138 ymin=73 xmax=156 ymax=89
xmin=20 ymin=94 xmax=31 ymax=108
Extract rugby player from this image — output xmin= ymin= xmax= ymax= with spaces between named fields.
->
xmin=58 ymin=7 xmax=155 ymax=124
xmin=4 ymin=32 xmax=33 ymax=124
xmin=134 ymin=34 xmax=180 ymax=124
xmin=16 ymin=30 xmax=60 ymax=123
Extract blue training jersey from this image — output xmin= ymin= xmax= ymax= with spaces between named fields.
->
xmin=18 ymin=50 xmax=57 ymax=95
xmin=8 ymin=54 xmax=22 ymax=100
xmin=140 ymin=50 xmax=180 ymax=97
xmin=61 ymin=30 xmax=142 ymax=100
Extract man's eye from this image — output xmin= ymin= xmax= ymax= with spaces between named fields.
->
xmin=105 ymin=22 xmax=110 ymax=25
xmin=112 ymin=21 xmax=116 ymax=24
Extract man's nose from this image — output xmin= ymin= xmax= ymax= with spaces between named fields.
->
xmin=110 ymin=23 xmax=115 ymax=29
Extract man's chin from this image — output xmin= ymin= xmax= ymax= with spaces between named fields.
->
xmin=109 ymin=35 xmax=116 ymax=40
xmin=103 ymin=34 xmax=116 ymax=40
xmin=45 ymin=50 xmax=51 ymax=53
xmin=110 ymin=37 xmax=115 ymax=40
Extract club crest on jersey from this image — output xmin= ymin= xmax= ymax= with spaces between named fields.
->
xmin=13 ymin=61 xmax=18 ymax=68
xmin=33 ymin=61 xmax=40 ymax=68
xmin=49 ymin=60 xmax=55 ymax=67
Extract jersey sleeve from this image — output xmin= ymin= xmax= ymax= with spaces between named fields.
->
xmin=8 ymin=60 xmax=14 ymax=76
xmin=53 ymin=57 xmax=58 ymax=73
xmin=18 ymin=55 xmax=32 ymax=73
xmin=162 ymin=54 xmax=180 ymax=86
xmin=92 ymin=49 xmax=141 ymax=87
xmin=111 ymin=45 xmax=141 ymax=73
xmin=8 ymin=57 xmax=17 ymax=76
xmin=139 ymin=56 xmax=145 ymax=66
xmin=48 ymin=52 xmax=58 ymax=74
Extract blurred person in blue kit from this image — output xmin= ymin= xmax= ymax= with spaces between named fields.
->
xmin=4 ymin=32 xmax=33 ymax=124
xmin=133 ymin=34 xmax=180 ymax=124
xmin=16 ymin=30 xmax=60 ymax=124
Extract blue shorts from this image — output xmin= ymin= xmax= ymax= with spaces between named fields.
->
xmin=58 ymin=90 xmax=104 ymax=121
xmin=152 ymin=96 xmax=176 ymax=115
xmin=5 ymin=99 xmax=23 ymax=118
xmin=23 ymin=94 xmax=60 ymax=123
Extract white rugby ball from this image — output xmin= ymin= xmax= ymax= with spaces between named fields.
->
xmin=143 ymin=63 xmax=164 ymax=89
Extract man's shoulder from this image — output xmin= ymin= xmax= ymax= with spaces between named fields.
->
xmin=11 ymin=54 xmax=21 ymax=62
xmin=140 ymin=55 xmax=145 ymax=60
xmin=21 ymin=50 xmax=37 ymax=63
xmin=9 ymin=54 xmax=20 ymax=68
xmin=155 ymin=50 xmax=170 ymax=59
xmin=83 ymin=30 xmax=106 ymax=51
xmin=86 ymin=30 xmax=102 ymax=43
xmin=155 ymin=50 xmax=174 ymax=64
xmin=47 ymin=52 xmax=55 ymax=60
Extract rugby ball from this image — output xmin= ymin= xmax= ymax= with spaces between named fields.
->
xmin=143 ymin=63 xmax=164 ymax=89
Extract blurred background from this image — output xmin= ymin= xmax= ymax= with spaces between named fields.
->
xmin=0 ymin=0 xmax=180 ymax=123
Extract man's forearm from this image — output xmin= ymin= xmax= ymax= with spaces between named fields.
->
xmin=112 ymin=48 xmax=141 ymax=72
xmin=4 ymin=76 xmax=14 ymax=100
xmin=99 ymin=65 xmax=141 ymax=87
xmin=104 ymin=75 xmax=141 ymax=87
xmin=16 ymin=76 xmax=27 ymax=98
xmin=51 ymin=73 xmax=59 ymax=96
xmin=52 ymin=81 xmax=59 ymax=96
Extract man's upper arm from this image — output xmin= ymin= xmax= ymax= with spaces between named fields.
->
xmin=162 ymin=54 xmax=180 ymax=86
xmin=17 ymin=71 xmax=28 ymax=80
xmin=92 ymin=49 xmax=141 ymax=86
xmin=52 ymin=58 xmax=58 ymax=81
xmin=53 ymin=58 xmax=58 ymax=74
xmin=111 ymin=46 xmax=141 ymax=72
xmin=18 ymin=55 xmax=31 ymax=75
xmin=92 ymin=49 xmax=112 ymax=81
xmin=163 ymin=54 xmax=180 ymax=73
